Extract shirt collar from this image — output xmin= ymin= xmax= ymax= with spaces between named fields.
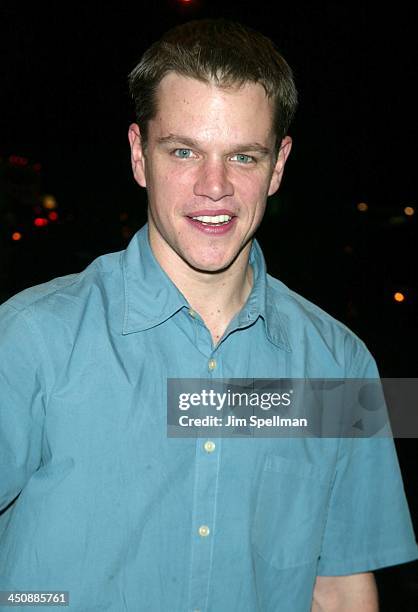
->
xmin=122 ymin=224 xmax=291 ymax=351
xmin=122 ymin=225 xmax=188 ymax=334
xmin=233 ymin=239 xmax=291 ymax=352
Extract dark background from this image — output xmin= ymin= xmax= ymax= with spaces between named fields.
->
xmin=0 ymin=1 xmax=417 ymax=608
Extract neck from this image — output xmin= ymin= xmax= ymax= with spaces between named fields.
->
xmin=150 ymin=237 xmax=254 ymax=345
xmin=178 ymin=255 xmax=253 ymax=332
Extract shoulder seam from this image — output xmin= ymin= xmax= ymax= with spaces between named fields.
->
xmin=4 ymin=274 xmax=82 ymax=312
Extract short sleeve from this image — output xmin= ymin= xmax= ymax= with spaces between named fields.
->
xmin=0 ymin=303 xmax=46 ymax=510
xmin=317 ymin=340 xmax=418 ymax=575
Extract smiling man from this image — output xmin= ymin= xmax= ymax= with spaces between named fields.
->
xmin=128 ymin=71 xmax=291 ymax=344
xmin=0 ymin=19 xmax=417 ymax=612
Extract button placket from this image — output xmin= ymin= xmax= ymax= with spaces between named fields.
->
xmin=188 ymin=334 xmax=224 ymax=610
xmin=188 ymin=424 xmax=222 ymax=612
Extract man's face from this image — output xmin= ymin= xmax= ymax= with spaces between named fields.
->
xmin=128 ymin=73 xmax=292 ymax=274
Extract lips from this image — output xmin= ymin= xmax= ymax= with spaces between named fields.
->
xmin=185 ymin=210 xmax=237 ymax=235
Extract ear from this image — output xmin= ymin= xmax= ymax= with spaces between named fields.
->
xmin=128 ymin=123 xmax=147 ymax=188
xmin=268 ymin=136 xmax=292 ymax=196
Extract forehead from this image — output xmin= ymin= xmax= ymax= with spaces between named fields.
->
xmin=150 ymin=72 xmax=275 ymax=146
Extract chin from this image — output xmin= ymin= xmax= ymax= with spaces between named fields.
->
xmin=177 ymin=242 xmax=245 ymax=274
xmin=185 ymin=256 xmax=234 ymax=274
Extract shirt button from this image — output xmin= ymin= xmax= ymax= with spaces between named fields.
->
xmin=208 ymin=358 xmax=217 ymax=371
xmin=204 ymin=440 xmax=216 ymax=453
xmin=188 ymin=308 xmax=196 ymax=318
xmin=198 ymin=525 xmax=210 ymax=537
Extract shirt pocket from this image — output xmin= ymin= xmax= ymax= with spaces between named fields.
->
xmin=251 ymin=454 xmax=334 ymax=570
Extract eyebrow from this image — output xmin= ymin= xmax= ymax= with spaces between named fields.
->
xmin=156 ymin=134 xmax=272 ymax=156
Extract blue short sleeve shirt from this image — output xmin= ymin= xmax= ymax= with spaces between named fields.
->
xmin=0 ymin=224 xmax=417 ymax=611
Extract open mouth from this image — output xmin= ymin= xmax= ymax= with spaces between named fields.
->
xmin=190 ymin=214 xmax=232 ymax=226
xmin=186 ymin=212 xmax=237 ymax=234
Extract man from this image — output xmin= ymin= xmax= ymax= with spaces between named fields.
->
xmin=0 ymin=19 xmax=416 ymax=612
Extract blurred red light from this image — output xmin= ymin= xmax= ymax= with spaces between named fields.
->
xmin=34 ymin=217 xmax=49 ymax=227
xmin=12 ymin=232 xmax=22 ymax=241
xmin=48 ymin=211 xmax=58 ymax=221
xmin=9 ymin=155 xmax=28 ymax=166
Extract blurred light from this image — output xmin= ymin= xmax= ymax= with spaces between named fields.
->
xmin=357 ymin=202 xmax=368 ymax=212
xmin=394 ymin=292 xmax=405 ymax=303
xmin=43 ymin=195 xmax=57 ymax=210
xmin=404 ymin=206 xmax=415 ymax=216
xmin=48 ymin=211 xmax=58 ymax=221
xmin=9 ymin=155 xmax=28 ymax=166
xmin=12 ymin=232 xmax=22 ymax=241
xmin=34 ymin=217 xmax=49 ymax=227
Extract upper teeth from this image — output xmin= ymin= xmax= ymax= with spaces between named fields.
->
xmin=192 ymin=215 xmax=232 ymax=223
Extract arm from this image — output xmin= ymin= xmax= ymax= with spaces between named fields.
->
xmin=311 ymin=573 xmax=378 ymax=612
xmin=314 ymin=343 xmax=417 ymax=598
xmin=0 ymin=303 xmax=45 ymax=510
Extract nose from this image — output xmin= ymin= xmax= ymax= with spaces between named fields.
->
xmin=193 ymin=159 xmax=234 ymax=201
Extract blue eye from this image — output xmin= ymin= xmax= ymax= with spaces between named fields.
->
xmin=174 ymin=149 xmax=193 ymax=158
xmin=232 ymin=154 xmax=253 ymax=164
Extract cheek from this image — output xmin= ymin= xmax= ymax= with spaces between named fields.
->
xmin=147 ymin=168 xmax=174 ymax=200
xmin=237 ymin=176 xmax=270 ymax=210
xmin=157 ymin=165 xmax=193 ymax=196
xmin=147 ymin=171 xmax=191 ymax=222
